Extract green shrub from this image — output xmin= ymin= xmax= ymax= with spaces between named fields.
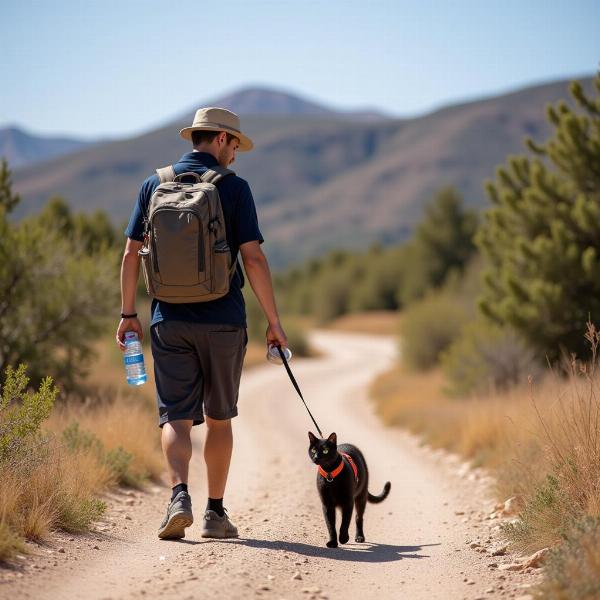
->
xmin=401 ymin=293 xmax=471 ymax=370
xmin=0 ymin=364 xmax=58 ymax=460
xmin=62 ymin=422 xmax=140 ymax=487
xmin=535 ymin=517 xmax=600 ymax=599
xmin=441 ymin=320 xmax=540 ymax=396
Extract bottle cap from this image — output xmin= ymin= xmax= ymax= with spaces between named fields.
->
xmin=124 ymin=331 xmax=138 ymax=340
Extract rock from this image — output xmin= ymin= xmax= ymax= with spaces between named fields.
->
xmin=93 ymin=545 xmax=100 ymax=550
xmin=501 ymin=495 xmax=524 ymax=516
xmin=491 ymin=545 xmax=508 ymax=556
xmin=302 ymin=587 xmax=321 ymax=594
xmin=498 ymin=563 xmax=524 ymax=571
xmin=125 ymin=499 xmax=136 ymax=506
xmin=291 ymin=572 xmax=302 ymax=580
xmin=267 ymin=575 xmax=275 ymax=580
xmin=523 ymin=547 xmax=549 ymax=569
xmin=469 ymin=542 xmax=481 ymax=549
xmin=258 ymin=584 xmax=271 ymax=591
xmin=455 ymin=511 xmax=465 ymax=516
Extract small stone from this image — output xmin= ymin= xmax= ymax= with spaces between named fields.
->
xmin=523 ymin=547 xmax=549 ymax=569
xmin=93 ymin=545 xmax=100 ymax=550
xmin=267 ymin=575 xmax=275 ymax=580
xmin=302 ymin=587 xmax=321 ymax=594
xmin=455 ymin=511 xmax=465 ymax=515
xmin=58 ymin=548 xmax=65 ymax=553
xmin=491 ymin=545 xmax=508 ymax=556
xmin=125 ymin=515 xmax=132 ymax=521
xmin=292 ymin=572 xmax=302 ymax=580
xmin=125 ymin=498 xmax=136 ymax=506
xmin=258 ymin=585 xmax=271 ymax=591
xmin=470 ymin=542 xmax=481 ymax=549
xmin=499 ymin=563 xmax=524 ymax=571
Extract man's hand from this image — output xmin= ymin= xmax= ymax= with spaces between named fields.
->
xmin=266 ymin=321 xmax=288 ymax=350
xmin=116 ymin=317 xmax=144 ymax=351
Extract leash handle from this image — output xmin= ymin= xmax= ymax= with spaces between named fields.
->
xmin=276 ymin=345 xmax=323 ymax=437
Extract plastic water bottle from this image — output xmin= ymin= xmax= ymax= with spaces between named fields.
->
xmin=123 ymin=331 xmax=147 ymax=385
xmin=266 ymin=344 xmax=292 ymax=365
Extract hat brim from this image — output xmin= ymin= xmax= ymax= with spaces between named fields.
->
xmin=179 ymin=125 xmax=254 ymax=152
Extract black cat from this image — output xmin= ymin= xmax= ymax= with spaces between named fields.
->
xmin=308 ymin=431 xmax=391 ymax=548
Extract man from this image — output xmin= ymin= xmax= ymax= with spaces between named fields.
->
xmin=116 ymin=107 xmax=287 ymax=539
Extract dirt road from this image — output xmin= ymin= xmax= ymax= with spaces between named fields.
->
xmin=1 ymin=331 xmax=535 ymax=600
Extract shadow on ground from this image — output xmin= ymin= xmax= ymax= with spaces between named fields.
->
xmin=217 ymin=538 xmax=438 ymax=562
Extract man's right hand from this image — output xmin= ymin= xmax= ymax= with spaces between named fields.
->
xmin=266 ymin=322 xmax=288 ymax=350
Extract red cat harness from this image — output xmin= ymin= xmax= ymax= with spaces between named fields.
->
xmin=319 ymin=452 xmax=359 ymax=483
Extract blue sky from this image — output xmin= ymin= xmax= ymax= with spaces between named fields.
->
xmin=1 ymin=0 xmax=598 ymax=139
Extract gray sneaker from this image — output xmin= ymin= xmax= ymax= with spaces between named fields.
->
xmin=158 ymin=491 xmax=193 ymax=539
xmin=201 ymin=509 xmax=239 ymax=538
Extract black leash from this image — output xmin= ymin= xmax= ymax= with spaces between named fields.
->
xmin=276 ymin=345 xmax=323 ymax=437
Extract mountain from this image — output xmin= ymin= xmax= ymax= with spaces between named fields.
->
xmin=199 ymin=86 xmax=387 ymax=121
xmin=10 ymin=77 xmax=593 ymax=267
xmin=0 ymin=126 xmax=93 ymax=169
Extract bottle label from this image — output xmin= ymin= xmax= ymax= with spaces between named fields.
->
xmin=124 ymin=354 xmax=144 ymax=365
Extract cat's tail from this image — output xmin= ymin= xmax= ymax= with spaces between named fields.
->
xmin=368 ymin=481 xmax=391 ymax=504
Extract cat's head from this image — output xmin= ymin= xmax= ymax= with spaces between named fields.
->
xmin=308 ymin=432 xmax=337 ymax=465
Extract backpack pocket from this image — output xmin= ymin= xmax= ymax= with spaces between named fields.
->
xmin=212 ymin=240 xmax=232 ymax=294
xmin=152 ymin=208 xmax=209 ymax=285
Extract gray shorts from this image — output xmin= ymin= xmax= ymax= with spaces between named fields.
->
xmin=150 ymin=321 xmax=247 ymax=427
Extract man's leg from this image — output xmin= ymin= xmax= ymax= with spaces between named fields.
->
xmin=204 ymin=416 xmax=232 ymax=499
xmin=161 ymin=419 xmax=193 ymax=486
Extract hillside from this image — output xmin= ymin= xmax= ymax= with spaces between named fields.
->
xmin=10 ymin=77 xmax=592 ymax=267
xmin=0 ymin=126 xmax=93 ymax=169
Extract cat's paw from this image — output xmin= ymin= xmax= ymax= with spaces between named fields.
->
xmin=339 ymin=531 xmax=350 ymax=544
xmin=326 ymin=540 xmax=338 ymax=548
xmin=355 ymin=534 xmax=365 ymax=543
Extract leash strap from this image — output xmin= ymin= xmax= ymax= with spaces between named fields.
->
xmin=276 ymin=346 xmax=323 ymax=437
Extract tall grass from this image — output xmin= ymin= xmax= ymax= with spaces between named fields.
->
xmin=371 ymin=321 xmax=600 ymax=598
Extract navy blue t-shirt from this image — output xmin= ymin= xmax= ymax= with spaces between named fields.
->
xmin=124 ymin=152 xmax=263 ymax=328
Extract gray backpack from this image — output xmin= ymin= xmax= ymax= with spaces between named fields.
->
xmin=138 ymin=165 xmax=237 ymax=303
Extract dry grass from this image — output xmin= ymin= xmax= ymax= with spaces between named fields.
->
xmin=371 ymin=323 xmax=600 ymax=597
xmin=327 ymin=311 xmax=400 ymax=336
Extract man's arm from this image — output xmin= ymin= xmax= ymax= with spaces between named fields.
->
xmin=239 ymin=240 xmax=287 ymax=348
xmin=116 ymin=238 xmax=144 ymax=351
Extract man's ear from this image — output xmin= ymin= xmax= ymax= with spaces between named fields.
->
xmin=327 ymin=432 xmax=337 ymax=445
xmin=308 ymin=431 xmax=318 ymax=443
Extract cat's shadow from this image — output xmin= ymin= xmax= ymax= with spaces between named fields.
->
xmin=218 ymin=538 xmax=438 ymax=562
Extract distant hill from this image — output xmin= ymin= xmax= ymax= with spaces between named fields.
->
xmin=197 ymin=86 xmax=387 ymax=121
xmin=0 ymin=126 xmax=93 ymax=169
xmin=11 ymin=77 xmax=592 ymax=267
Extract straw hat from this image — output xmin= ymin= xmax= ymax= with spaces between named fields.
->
xmin=179 ymin=107 xmax=254 ymax=152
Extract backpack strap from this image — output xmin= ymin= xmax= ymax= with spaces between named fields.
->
xmin=156 ymin=165 xmax=176 ymax=183
xmin=201 ymin=166 xmax=235 ymax=185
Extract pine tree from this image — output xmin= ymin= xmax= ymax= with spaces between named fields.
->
xmin=477 ymin=73 xmax=600 ymax=360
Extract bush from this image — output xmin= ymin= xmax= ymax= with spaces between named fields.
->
xmin=0 ymin=364 xmax=58 ymax=459
xmin=62 ymin=421 xmax=141 ymax=487
xmin=536 ymin=517 xmax=600 ymax=599
xmin=401 ymin=293 xmax=471 ymax=370
xmin=441 ymin=320 xmax=541 ymax=396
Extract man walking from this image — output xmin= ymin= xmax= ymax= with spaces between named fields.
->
xmin=116 ymin=107 xmax=287 ymax=539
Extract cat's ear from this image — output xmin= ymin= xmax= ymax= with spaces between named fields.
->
xmin=327 ymin=432 xmax=337 ymax=445
xmin=308 ymin=431 xmax=318 ymax=443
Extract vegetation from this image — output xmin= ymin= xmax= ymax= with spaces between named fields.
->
xmin=477 ymin=74 xmax=600 ymax=361
xmin=0 ymin=160 xmax=121 ymax=393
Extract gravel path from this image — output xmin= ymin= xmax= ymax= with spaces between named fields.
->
xmin=0 ymin=331 xmax=538 ymax=600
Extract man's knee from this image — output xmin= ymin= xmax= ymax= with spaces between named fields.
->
xmin=205 ymin=416 xmax=232 ymax=430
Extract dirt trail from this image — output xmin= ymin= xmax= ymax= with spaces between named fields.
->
xmin=1 ymin=331 xmax=537 ymax=600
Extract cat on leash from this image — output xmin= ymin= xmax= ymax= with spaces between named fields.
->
xmin=308 ymin=431 xmax=391 ymax=548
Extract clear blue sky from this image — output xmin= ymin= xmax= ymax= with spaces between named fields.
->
xmin=1 ymin=0 xmax=598 ymax=139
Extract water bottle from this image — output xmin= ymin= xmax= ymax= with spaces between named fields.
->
xmin=123 ymin=331 xmax=147 ymax=386
xmin=266 ymin=344 xmax=292 ymax=365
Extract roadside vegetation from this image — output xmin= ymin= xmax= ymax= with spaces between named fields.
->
xmin=0 ymin=163 xmax=162 ymax=561
xmin=278 ymin=73 xmax=600 ymax=598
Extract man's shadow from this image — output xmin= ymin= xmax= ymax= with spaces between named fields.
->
xmin=209 ymin=538 xmax=439 ymax=562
